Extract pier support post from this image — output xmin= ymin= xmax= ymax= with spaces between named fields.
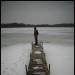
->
xmin=48 ymin=64 xmax=50 ymax=75
xmin=25 ymin=65 xmax=28 ymax=75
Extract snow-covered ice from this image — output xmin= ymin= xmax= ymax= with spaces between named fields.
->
xmin=1 ymin=27 xmax=74 ymax=75
xmin=1 ymin=43 xmax=31 ymax=75
xmin=43 ymin=43 xmax=74 ymax=75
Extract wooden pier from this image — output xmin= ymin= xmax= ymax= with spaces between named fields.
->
xmin=25 ymin=42 xmax=50 ymax=75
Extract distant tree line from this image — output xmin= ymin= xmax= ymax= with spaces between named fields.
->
xmin=1 ymin=23 xmax=74 ymax=28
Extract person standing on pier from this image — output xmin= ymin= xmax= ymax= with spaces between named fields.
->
xmin=34 ymin=26 xmax=39 ymax=45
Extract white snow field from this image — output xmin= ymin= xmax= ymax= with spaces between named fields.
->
xmin=1 ymin=43 xmax=31 ymax=75
xmin=1 ymin=27 xmax=74 ymax=75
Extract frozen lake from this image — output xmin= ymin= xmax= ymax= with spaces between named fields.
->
xmin=1 ymin=27 xmax=74 ymax=75
xmin=1 ymin=27 xmax=74 ymax=47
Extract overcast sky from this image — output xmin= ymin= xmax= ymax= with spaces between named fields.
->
xmin=1 ymin=1 xmax=74 ymax=25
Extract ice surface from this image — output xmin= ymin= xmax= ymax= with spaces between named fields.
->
xmin=1 ymin=43 xmax=31 ymax=75
xmin=43 ymin=43 xmax=74 ymax=75
xmin=1 ymin=27 xmax=74 ymax=47
xmin=1 ymin=27 xmax=74 ymax=75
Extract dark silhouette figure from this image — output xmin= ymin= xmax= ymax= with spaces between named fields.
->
xmin=34 ymin=26 xmax=39 ymax=45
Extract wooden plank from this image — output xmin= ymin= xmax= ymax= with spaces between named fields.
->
xmin=27 ymin=42 xmax=49 ymax=75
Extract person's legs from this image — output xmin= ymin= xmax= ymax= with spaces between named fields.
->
xmin=36 ymin=37 xmax=37 ymax=45
xmin=34 ymin=36 xmax=36 ymax=45
xmin=35 ymin=37 xmax=37 ymax=45
xmin=37 ymin=36 xmax=38 ymax=44
xmin=36 ymin=36 xmax=38 ymax=45
xmin=35 ymin=36 xmax=37 ymax=45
